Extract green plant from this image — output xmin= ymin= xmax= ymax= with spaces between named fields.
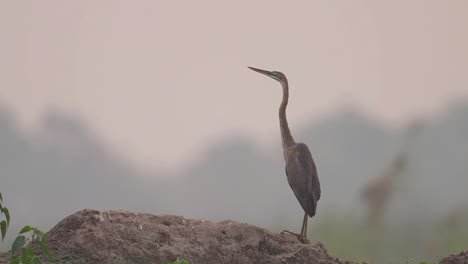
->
xmin=0 ymin=192 xmax=11 ymax=241
xmin=0 ymin=192 xmax=54 ymax=264
xmin=10 ymin=225 xmax=54 ymax=264
xmin=165 ymin=258 xmax=190 ymax=264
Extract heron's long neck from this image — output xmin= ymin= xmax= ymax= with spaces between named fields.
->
xmin=279 ymin=81 xmax=295 ymax=160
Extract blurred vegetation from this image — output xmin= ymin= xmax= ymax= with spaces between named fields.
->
xmin=2 ymin=103 xmax=468 ymax=263
xmin=309 ymin=211 xmax=468 ymax=264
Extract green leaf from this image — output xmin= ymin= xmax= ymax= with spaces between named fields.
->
xmin=19 ymin=226 xmax=33 ymax=234
xmin=0 ymin=192 xmax=3 ymax=202
xmin=167 ymin=258 xmax=190 ymax=264
xmin=1 ymin=221 xmax=6 ymax=241
xmin=34 ymin=229 xmax=45 ymax=240
xmin=3 ymin=207 xmax=10 ymax=226
xmin=9 ymin=256 xmax=20 ymax=264
xmin=11 ymin=235 xmax=26 ymax=257
xmin=40 ymin=237 xmax=53 ymax=259
xmin=21 ymin=248 xmax=30 ymax=263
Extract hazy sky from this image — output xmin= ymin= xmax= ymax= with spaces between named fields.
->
xmin=1 ymin=1 xmax=467 ymax=170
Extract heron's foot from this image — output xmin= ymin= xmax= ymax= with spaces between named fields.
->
xmin=298 ymin=235 xmax=310 ymax=244
xmin=280 ymin=230 xmax=310 ymax=244
xmin=280 ymin=230 xmax=297 ymax=235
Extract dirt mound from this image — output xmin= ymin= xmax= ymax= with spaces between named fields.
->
xmin=38 ymin=209 xmax=355 ymax=264
xmin=439 ymin=251 xmax=468 ymax=264
xmin=0 ymin=252 xmax=7 ymax=263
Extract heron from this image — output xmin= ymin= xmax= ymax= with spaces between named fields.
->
xmin=248 ymin=66 xmax=321 ymax=244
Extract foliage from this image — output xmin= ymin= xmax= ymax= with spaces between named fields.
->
xmin=0 ymin=192 xmax=54 ymax=264
xmin=0 ymin=192 xmax=11 ymax=241
xmin=309 ymin=211 xmax=468 ymax=264
xmin=10 ymin=225 xmax=54 ymax=264
xmin=165 ymin=258 xmax=190 ymax=264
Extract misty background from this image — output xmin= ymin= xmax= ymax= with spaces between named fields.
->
xmin=2 ymin=101 xmax=468 ymax=262
xmin=1 ymin=1 xmax=468 ymax=263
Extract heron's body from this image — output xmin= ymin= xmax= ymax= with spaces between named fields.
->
xmin=248 ymin=66 xmax=321 ymax=243
xmin=286 ymin=143 xmax=320 ymax=218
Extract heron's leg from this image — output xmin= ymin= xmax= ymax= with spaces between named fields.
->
xmin=281 ymin=214 xmax=306 ymax=235
xmin=301 ymin=213 xmax=307 ymax=235
xmin=305 ymin=214 xmax=308 ymax=236
xmin=281 ymin=213 xmax=310 ymax=244
xmin=298 ymin=213 xmax=310 ymax=244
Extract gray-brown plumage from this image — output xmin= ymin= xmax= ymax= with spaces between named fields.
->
xmin=248 ymin=66 xmax=321 ymax=244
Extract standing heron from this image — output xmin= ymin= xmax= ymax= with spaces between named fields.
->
xmin=248 ymin=66 xmax=321 ymax=244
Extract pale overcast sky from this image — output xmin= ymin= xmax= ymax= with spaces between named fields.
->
xmin=1 ymin=1 xmax=467 ymax=170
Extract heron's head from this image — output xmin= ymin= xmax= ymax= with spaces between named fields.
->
xmin=248 ymin=66 xmax=287 ymax=85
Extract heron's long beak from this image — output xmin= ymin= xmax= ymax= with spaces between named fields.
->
xmin=248 ymin=66 xmax=274 ymax=79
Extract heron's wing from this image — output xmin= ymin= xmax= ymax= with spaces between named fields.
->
xmin=285 ymin=143 xmax=321 ymax=217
